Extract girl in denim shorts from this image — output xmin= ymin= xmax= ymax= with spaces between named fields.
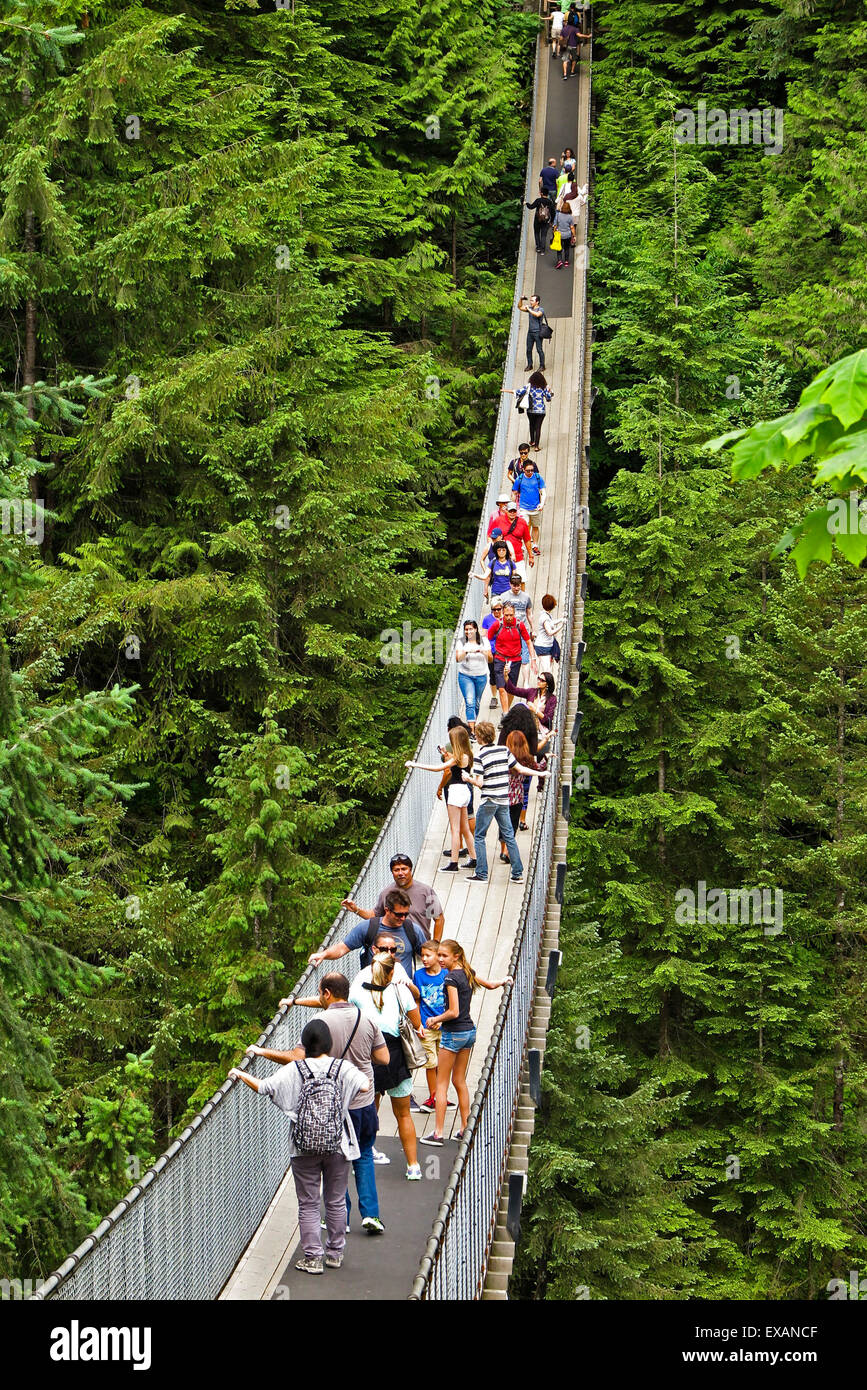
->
xmin=420 ymin=939 xmax=512 ymax=1147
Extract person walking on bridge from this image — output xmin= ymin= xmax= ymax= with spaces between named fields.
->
xmin=406 ymin=724 xmax=477 ymax=873
xmin=503 ymin=575 xmax=534 ymax=671
xmin=230 ymin=1018 xmax=369 ymax=1274
xmin=561 ymin=12 xmax=589 ymax=78
xmin=503 ymin=373 xmax=553 ymax=454
xmin=539 ymin=156 xmax=559 ymax=199
xmin=420 ymin=939 xmax=512 ymax=1145
xmin=553 ymin=200 xmax=580 ymax=271
xmin=487 ymin=605 xmax=536 ymax=717
xmin=525 ymin=192 xmax=556 ymax=256
xmin=489 ymin=493 xmax=533 ymax=583
xmin=272 ymin=974 xmax=390 ymax=1237
xmin=497 ymin=500 xmax=532 ymax=585
xmin=455 ymin=620 xmax=492 ymax=737
xmin=350 ymin=951 xmax=425 ymax=1181
xmin=504 ymin=669 xmax=558 ymax=741
xmin=511 ymin=454 xmax=548 ymax=552
xmin=464 ymin=721 xmax=547 ymax=882
xmin=534 ymin=593 xmax=566 ymax=673
xmin=546 ymin=3 xmax=565 ymax=55
xmin=470 ymin=538 xmax=518 ymax=604
xmin=341 ymin=853 xmax=444 ymax=944
xmin=480 ymin=526 xmax=518 ymax=572
xmin=507 ymin=442 xmax=536 ymax=491
xmin=311 ymin=888 xmax=428 ymax=977
xmin=522 ymin=193 xmax=555 ymax=258
xmin=517 ymin=293 xmax=549 ymax=369
xmin=482 ymin=599 xmax=504 ymax=712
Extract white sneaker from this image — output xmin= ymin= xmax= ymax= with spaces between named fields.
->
xmin=406 ymin=1163 xmax=422 ymax=1181
xmin=372 ymin=1147 xmax=390 ymax=1164
xmin=321 ymin=1219 xmax=350 ymax=1233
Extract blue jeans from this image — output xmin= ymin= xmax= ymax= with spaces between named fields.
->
xmin=473 ymin=800 xmax=523 ymax=880
xmin=345 ymin=1101 xmax=379 ymax=1220
xmin=526 ymin=328 xmax=545 ymax=369
xmin=459 ymin=671 xmax=488 ymax=724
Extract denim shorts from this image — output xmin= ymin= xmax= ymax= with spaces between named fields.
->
xmin=440 ymin=1027 xmax=477 ymax=1053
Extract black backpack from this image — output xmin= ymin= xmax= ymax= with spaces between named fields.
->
xmin=293 ymin=1059 xmax=345 ymax=1155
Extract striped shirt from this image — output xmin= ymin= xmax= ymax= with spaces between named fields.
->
xmin=476 ymin=743 xmax=517 ymax=807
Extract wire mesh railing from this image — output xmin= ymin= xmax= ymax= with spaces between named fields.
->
xmin=409 ymin=18 xmax=593 ymax=1300
xmin=35 ymin=20 xmax=548 ymax=1305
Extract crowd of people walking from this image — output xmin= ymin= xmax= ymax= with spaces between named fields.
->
xmin=229 ymin=30 xmax=586 ymax=1283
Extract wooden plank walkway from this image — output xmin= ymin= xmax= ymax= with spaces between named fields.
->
xmin=221 ymin=38 xmax=590 ymax=1302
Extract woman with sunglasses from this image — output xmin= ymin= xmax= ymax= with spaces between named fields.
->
xmin=350 ymin=950 xmax=425 ymax=1180
xmin=504 ymin=670 xmax=557 ymax=734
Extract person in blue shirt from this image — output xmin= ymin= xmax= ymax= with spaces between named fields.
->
xmin=510 ymin=455 xmax=548 ymax=556
xmin=470 ymin=539 xmax=517 ymax=603
xmin=309 ymin=889 xmax=427 ymax=980
xmin=539 ymin=156 xmax=559 ymax=197
xmin=482 ymin=599 xmax=504 ymax=712
xmin=412 ymin=940 xmax=455 ymax=1109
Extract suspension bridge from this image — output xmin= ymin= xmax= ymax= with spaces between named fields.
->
xmin=33 ymin=14 xmax=593 ymax=1304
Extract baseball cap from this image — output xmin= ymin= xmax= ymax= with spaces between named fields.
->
xmin=506 ymin=501 xmax=518 ymax=511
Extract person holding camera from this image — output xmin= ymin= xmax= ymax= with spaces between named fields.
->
xmin=517 ymin=294 xmax=550 ymax=370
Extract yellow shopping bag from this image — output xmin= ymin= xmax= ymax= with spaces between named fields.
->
xmin=551 ymin=228 xmax=562 ymax=251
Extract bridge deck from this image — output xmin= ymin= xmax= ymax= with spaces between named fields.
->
xmin=221 ymin=40 xmax=590 ymax=1302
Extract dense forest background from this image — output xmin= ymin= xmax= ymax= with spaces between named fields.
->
xmin=513 ymin=0 xmax=867 ymax=1299
xmin=0 ymin=0 xmax=537 ymax=1278
xmin=3 ymin=0 xmax=866 ymax=1299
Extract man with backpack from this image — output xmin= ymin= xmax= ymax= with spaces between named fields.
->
xmin=309 ymin=888 xmax=428 ymax=980
xmin=487 ymin=603 xmax=538 ymax=716
xmin=499 ymin=499 xmax=533 ymax=582
xmin=507 ymin=442 xmax=538 ymax=490
xmin=230 ymin=1018 xmax=370 ymax=1275
xmin=271 ymin=973 xmax=391 ymax=1237
xmin=525 ymin=193 xmax=556 ymax=256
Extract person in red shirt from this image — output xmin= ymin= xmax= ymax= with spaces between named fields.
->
xmin=501 ymin=501 xmax=533 ymax=583
xmin=487 ymin=497 xmax=533 ymax=584
xmin=488 ymin=603 xmax=538 ymax=715
xmin=488 ymin=494 xmax=513 ymax=537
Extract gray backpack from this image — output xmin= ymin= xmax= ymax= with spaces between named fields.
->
xmin=293 ymin=1059 xmax=344 ymax=1154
